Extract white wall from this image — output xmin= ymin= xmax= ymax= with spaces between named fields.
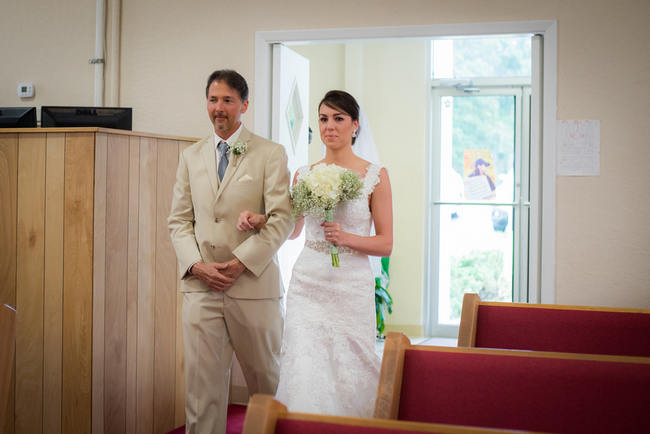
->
xmin=2 ymin=0 xmax=649 ymax=334
xmin=360 ymin=41 xmax=429 ymax=334
xmin=0 ymin=0 xmax=96 ymax=113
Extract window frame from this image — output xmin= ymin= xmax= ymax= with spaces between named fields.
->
xmin=425 ymin=41 xmax=539 ymax=337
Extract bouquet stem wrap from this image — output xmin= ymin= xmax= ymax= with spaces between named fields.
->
xmin=325 ymin=208 xmax=339 ymax=267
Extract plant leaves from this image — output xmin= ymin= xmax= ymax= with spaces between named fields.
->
xmin=375 ymin=256 xmax=393 ymax=337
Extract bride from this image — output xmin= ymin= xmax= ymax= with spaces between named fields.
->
xmin=237 ymin=90 xmax=393 ymax=417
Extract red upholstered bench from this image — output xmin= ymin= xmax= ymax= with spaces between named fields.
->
xmin=458 ymin=293 xmax=650 ymax=357
xmin=375 ymin=332 xmax=650 ymax=433
xmin=242 ymin=395 xmax=523 ymax=434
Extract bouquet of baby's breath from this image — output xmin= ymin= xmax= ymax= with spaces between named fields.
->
xmin=291 ymin=163 xmax=363 ymax=266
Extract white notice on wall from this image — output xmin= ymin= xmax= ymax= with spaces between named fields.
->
xmin=556 ymin=120 xmax=600 ymax=176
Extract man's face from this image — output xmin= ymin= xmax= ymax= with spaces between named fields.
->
xmin=206 ymin=80 xmax=248 ymax=139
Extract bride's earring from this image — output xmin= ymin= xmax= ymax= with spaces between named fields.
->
xmin=352 ymin=130 xmax=357 ymax=138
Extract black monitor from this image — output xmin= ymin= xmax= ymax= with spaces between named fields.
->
xmin=41 ymin=106 xmax=132 ymax=130
xmin=0 ymin=107 xmax=37 ymax=128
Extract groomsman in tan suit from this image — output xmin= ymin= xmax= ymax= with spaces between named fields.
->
xmin=168 ymin=70 xmax=292 ymax=434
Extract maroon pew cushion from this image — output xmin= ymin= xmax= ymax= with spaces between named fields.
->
xmin=475 ymin=305 xmax=650 ymax=357
xmin=398 ymin=349 xmax=650 ymax=433
xmin=276 ymin=418 xmax=436 ymax=434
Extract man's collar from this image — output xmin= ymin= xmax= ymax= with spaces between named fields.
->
xmin=214 ymin=123 xmax=244 ymax=148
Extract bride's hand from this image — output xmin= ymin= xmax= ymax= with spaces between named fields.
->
xmin=322 ymin=221 xmax=346 ymax=246
xmin=237 ymin=211 xmax=267 ymax=231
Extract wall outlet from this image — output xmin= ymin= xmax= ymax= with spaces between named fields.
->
xmin=18 ymin=83 xmax=34 ymax=98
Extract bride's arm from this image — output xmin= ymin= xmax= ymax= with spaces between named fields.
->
xmin=323 ymin=168 xmax=393 ymax=257
xmin=288 ymin=216 xmax=304 ymax=239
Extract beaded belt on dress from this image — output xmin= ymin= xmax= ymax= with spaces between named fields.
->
xmin=304 ymin=240 xmax=355 ymax=255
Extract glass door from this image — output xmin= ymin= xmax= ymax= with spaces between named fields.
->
xmin=429 ymin=86 xmax=531 ymax=334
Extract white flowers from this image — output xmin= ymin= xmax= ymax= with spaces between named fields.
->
xmin=290 ymin=163 xmax=363 ymax=267
xmin=231 ymin=140 xmax=248 ymax=155
xmin=302 ymin=163 xmax=347 ymax=202
xmin=291 ymin=163 xmax=363 ymax=219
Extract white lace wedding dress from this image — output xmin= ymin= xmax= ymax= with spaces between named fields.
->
xmin=275 ymin=163 xmax=382 ymax=417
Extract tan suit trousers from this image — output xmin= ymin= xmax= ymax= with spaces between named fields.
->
xmin=182 ymin=291 xmax=284 ymax=434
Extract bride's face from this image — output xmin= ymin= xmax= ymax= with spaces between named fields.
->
xmin=318 ymin=104 xmax=359 ymax=150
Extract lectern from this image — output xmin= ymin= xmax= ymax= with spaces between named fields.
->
xmin=0 ymin=128 xmax=197 ymax=434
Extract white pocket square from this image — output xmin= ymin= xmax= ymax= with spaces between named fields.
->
xmin=238 ymin=174 xmax=253 ymax=182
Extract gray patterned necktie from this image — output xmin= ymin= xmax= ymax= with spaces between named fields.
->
xmin=217 ymin=141 xmax=229 ymax=181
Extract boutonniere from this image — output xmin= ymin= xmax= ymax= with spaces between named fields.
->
xmin=230 ymin=140 xmax=248 ymax=156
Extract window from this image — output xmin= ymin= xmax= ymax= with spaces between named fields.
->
xmin=427 ymin=35 xmax=538 ymax=336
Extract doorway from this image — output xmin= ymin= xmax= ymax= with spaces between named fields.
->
xmin=255 ymin=21 xmax=557 ymax=336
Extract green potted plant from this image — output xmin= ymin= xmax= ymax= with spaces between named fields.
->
xmin=375 ymin=256 xmax=393 ymax=339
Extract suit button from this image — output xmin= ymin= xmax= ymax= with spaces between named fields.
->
xmin=214 ymin=217 xmax=219 ymax=223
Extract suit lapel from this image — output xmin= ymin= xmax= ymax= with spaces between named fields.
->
xmin=201 ymin=135 xmax=218 ymax=196
xmin=214 ymin=128 xmax=252 ymax=202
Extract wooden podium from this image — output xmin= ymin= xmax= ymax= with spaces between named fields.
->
xmin=0 ymin=128 xmax=198 ymax=434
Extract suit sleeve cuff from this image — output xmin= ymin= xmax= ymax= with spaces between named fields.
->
xmin=183 ymin=260 xmax=200 ymax=280
xmin=232 ymin=243 xmax=266 ymax=277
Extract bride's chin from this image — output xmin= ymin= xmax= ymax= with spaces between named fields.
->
xmin=325 ymin=141 xmax=351 ymax=150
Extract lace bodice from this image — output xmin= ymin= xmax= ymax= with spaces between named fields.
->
xmin=297 ymin=163 xmax=382 ymax=243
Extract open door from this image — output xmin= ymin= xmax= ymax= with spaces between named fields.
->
xmin=271 ymin=43 xmax=309 ymax=289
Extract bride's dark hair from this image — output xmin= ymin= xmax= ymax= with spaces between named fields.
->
xmin=318 ymin=90 xmax=360 ymax=144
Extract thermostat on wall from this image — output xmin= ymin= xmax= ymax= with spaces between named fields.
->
xmin=17 ymin=83 xmax=34 ymax=98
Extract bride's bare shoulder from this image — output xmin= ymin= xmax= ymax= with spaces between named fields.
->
xmin=309 ymin=159 xmax=326 ymax=170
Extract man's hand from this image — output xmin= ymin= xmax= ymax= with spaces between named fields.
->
xmin=190 ymin=262 xmax=235 ymax=292
xmin=236 ymin=211 xmax=267 ymax=231
xmin=217 ymin=258 xmax=246 ymax=280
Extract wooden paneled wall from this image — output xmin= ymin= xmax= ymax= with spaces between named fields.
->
xmin=0 ymin=129 xmax=195 ymax=434
xmin=0 ymin=132 xmax=18 ymax=434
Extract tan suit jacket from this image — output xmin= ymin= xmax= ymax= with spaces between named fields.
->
xmin=168 ymin=127 xmax=293 ymax=298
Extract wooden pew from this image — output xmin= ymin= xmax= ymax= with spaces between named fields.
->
xmin=458 ymin=293 xmax=650 ymax=357
xmin=242 ymin=394 xmax=527 ymax=434
xmin=375 ymin=332 xmax=650 ymax=433
xmin=1 ymin=304 xmax=16 ymax=429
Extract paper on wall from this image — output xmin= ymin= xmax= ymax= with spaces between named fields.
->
xmin=556 ymin=120 xmax=600 ymax=176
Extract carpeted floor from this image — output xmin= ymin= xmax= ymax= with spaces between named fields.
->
xmin=167 ymin=404 xmax=247 ymax=434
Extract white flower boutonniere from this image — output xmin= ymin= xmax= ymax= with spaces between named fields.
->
xmin=231 ymin=140 xmax=248 ymax=156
